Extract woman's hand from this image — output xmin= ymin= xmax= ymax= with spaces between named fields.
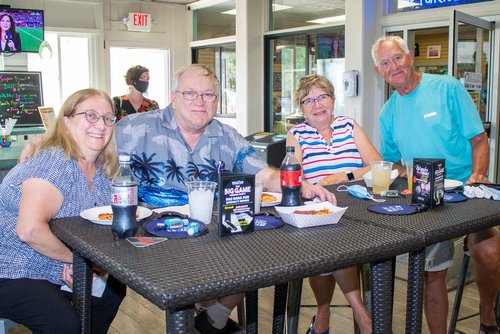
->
xmin=6 ymin=39 xmax=16 ymax=51
xmin=61 ymin=263 xmax=73 ymax=288
xmin=301 ymin=182 xmax=337 ymax=205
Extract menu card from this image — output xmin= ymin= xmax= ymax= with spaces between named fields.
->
xmin=218 ymin=173 xmax=255 ymax=236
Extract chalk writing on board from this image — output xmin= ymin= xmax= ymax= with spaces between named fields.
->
xmin=0 ymin=71 xmax=44 ymax=127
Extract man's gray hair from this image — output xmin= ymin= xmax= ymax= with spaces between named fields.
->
xmin=371 ymin=35 xmax=410 ymax=66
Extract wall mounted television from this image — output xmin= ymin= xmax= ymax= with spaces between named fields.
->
xmin=0 ymin=7 xmax=44 ymax=53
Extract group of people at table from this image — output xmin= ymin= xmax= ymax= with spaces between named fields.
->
xmin=0 ymin=35 xmax=498 ymax=334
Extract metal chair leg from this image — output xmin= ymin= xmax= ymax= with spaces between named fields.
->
xmin=448 ymin=251 xmax=471 ymax=334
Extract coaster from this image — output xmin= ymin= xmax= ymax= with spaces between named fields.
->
xmin=368 ymin=204 xmax=418 ymax=215
xmin=443 ymin=192 xmax=468 ymax=203
xmin=144 ymin=217 xmax=207 ymax=238
xmin=254 ymin=214 xmax=284 ymax=231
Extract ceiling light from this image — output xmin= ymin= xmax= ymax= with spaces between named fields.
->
xmin=222 ymin=4 xmax=292 ymax=15
xmin=306 ymin=15 xmax=345 ymax=25
xmin=38 ymin=40 xmax=53 ymax=60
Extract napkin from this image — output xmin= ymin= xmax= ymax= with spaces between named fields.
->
xmin=61 ymin=274 xmax=108 ymax=297
xmin=0 ymin=118 xmax=17 ymax=136
xmin=463 ymin=185 xmax=500 ymax=201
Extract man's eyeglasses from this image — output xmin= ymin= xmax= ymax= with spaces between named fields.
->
xmin=378 ymin=54 xmax=405 ymax=70
xmin=176 ymin=90 xmax=218 ymax=103
xmin=74 ymin=110 xmax=117 ymax=127
xmin=301 ymin=94 xmax=330 ymax=107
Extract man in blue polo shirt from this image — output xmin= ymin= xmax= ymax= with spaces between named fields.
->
xmin=372 ymin=35 xmax=500 ymax=334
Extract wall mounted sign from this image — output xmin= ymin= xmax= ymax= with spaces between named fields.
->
xmin=126 ymin=12 xmax=152 ymax=32
xmin=398 ymin=0 xmax=493 ymax=10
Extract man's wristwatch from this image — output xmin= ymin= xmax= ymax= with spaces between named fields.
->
xmin=346 ymin=171 xmax=355 ymax=182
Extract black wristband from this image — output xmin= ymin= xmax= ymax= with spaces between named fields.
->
xmin=347 ymin=171 xmax=355 ymax=181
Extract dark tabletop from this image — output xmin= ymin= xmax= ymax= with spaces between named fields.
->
xmin=327 ymin=178 xmax=500 ymax=245
xmin=51 ymin=213 xmax=422 ymax=311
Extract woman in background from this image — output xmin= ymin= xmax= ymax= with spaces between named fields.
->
xmin=288 ymin=74 xmax=381 ymax=334
xmin=0 ymin=89 xmax=125 ymax=334
xmin=113 ymin=65 xmax=159 ymax=120
xmin=0 ymin=13 xmax=22 ymax=52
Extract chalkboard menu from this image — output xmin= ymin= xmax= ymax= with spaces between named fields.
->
xmin=0 ymin=71 xmax=44 ymax=127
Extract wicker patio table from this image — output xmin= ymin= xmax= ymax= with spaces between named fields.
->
xmin=324 ymin=177 xmax=500 ymax=334
xmin=51 ymin=210 xmax=422 ymax=334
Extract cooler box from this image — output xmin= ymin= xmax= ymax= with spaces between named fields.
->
xmin=245 ymin=132 xmax=287 ymax=168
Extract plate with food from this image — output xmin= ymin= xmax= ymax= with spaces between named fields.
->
xmin=261 ymin=192 xmax=282 ymax=207
xmin=275 ymin=202 xmax=347 ymax=228
xmin=444 ymin=179 xmax=463 ymax=191
xmin=80 ymin=205 xmax=153 ymax=226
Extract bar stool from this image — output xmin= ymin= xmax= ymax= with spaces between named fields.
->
xmin=448 ymin=249 xmax=500 ymax=334
xmin=286 ymin=266 xmax=368 ymax=334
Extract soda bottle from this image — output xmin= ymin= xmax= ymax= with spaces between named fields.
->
xmin=111 ymin=155 xmax=138 ymax=238
xmin=280 ymin=146 xmax=303 ymax=206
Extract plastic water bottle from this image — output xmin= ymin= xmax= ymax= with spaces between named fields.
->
xmin=111 ymin=155 xmax=138 ymax=238
xmin=280 ymin=146 xmax=303 ymax=206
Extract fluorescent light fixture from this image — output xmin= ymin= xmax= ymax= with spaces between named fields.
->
xmin=222 ymin=4 xmax=292 ymax=15
xmin=306 ymin=14 xmax=345 ymax=24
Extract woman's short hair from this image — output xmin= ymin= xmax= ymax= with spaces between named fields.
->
xmin=124 ymin=65 xmax=149 ymax=85
xmin=32 ymin=88 xmax=119 ymax=178
xmin=295 ymin=74 xmax=335 ymax=107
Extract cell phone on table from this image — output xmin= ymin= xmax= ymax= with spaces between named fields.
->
xmin=381 ymin=190 xmax=399 ymax=197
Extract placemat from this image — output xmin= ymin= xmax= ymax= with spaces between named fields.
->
xmin=368 ymin=204 xmax=418 ymax=215
xmin=443 ymin=192 xmax=468 ymax=203
xmin=254 ymin=214 xmax=284 ymax=231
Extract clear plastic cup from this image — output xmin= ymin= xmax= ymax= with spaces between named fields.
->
xmin=370 ymin=161 xmax=394 ymax=195
xmin=186 ymin=181 xmax=217 ymax=224
xmin=405 ymin=161 xmax=413 ymax=193
xmin=254 ymin=179 xmax=264 ymax=214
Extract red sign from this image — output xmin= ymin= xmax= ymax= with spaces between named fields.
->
xmin=127 ymin=12 xmax=152 ymax=32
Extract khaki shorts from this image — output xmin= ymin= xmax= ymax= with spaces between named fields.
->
xmin=425 ymin=239 xmax=454 ymax=272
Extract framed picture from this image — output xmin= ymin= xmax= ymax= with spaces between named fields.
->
xmin=427 ymin=45 xmax=441 ymax=59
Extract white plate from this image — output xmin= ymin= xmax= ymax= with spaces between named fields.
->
xmin=80 ymin=205 xmax=153 ymax=226
xmin=261 ymin=192 xmax=282 ymax=207
xmin=444 ymin=179 xmax=463 ymax=191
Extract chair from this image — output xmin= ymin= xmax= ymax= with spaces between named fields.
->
xmin=0 ymin=319 xmax=18 ymax=334
xmin=448 ymin=249 xmax=500 ymax=334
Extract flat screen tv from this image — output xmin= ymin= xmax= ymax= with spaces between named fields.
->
xmin=0 ymin=7 xmax=44 ymax=53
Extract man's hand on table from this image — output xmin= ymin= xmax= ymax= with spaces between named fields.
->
xmin=467 ymin=172 xmax=490 ymax=185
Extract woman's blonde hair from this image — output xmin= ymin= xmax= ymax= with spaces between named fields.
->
xmin=31 ymin=88 xmax=119 ymax=178
xmin=294 ymin=74 xmax=335 ymax=107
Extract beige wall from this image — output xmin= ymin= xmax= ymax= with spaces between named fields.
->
xmin=0 ymin=0 xmax=191 ymax=93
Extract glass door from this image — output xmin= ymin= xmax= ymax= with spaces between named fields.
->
xmin=449 ymin=10 xmax=494 ymax=122
xmin=265 ymin=28 xmax=346 ymax=134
